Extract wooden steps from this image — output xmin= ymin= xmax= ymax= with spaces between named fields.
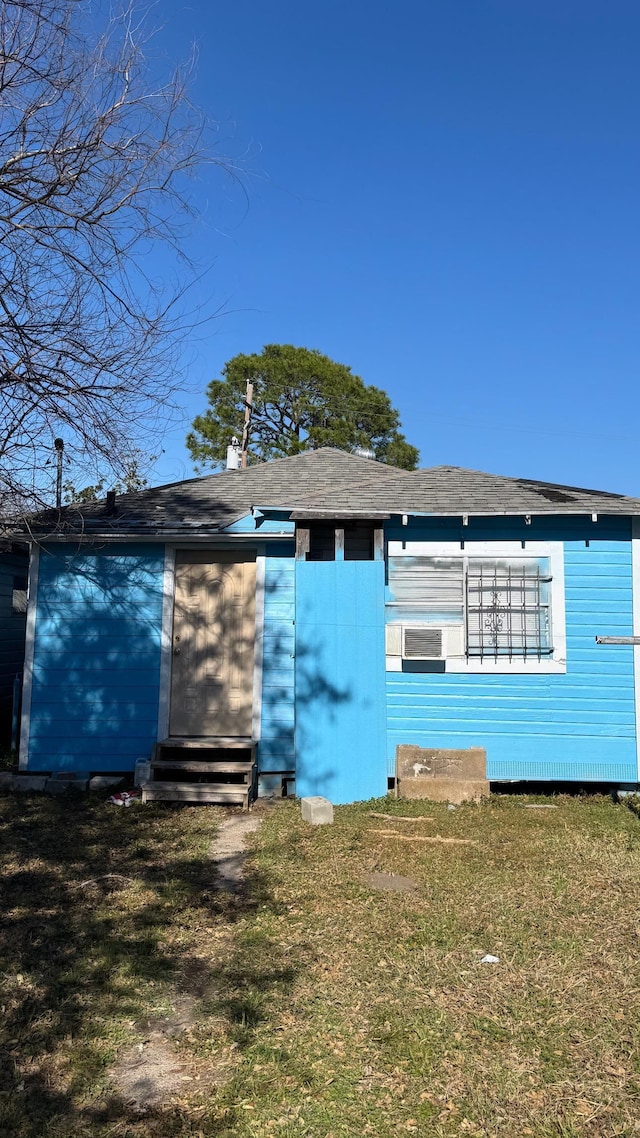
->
xmin=141 ymin=737 xmax=257 ymax=808
xmin=150 ymin=760 xmax=254 ymax=773
xmin=141 ymin=782 xmax=249 ymax=805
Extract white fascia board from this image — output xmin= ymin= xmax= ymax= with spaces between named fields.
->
xmin=30 ymin=532 xmax=294 ymax=544
xmin=387 ymin=511 xmax=635 ymax=519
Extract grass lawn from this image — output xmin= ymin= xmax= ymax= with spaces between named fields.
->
xmin=1 ymin=791 xmax=640 ymax=1137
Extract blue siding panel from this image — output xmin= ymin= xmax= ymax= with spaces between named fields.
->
xmin=386 ymin=521 xmax=638 ymax=783
xmin=223 ymin=512 xmax=295 ymax=535
xmin=28 ymin=545 xmax=164 ymax=773
xmin=259 ymin=552 xmax=296 ymax=773
xmin=295 ymin=561 xmax=386 ymax=804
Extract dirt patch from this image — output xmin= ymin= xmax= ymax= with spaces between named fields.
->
xmin=208 ymin=812 xmax=262 ymax=890
xmin=111 ymin=1031 xmax=196 ymax=1111
xmin=109 ymin=812 xmax=263 ymax=1109
xmin=364 ymin=871 xmax=418 ymax=893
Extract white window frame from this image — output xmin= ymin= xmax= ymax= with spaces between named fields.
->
xmin=386 ymin=540 xmax=567 ymax=674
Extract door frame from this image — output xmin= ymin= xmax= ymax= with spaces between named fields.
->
xmin=157 ymin=544 xmax=266 ymax=741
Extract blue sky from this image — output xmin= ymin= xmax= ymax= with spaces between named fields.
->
xmin=148 ymin=0 xmax=640 ymax=495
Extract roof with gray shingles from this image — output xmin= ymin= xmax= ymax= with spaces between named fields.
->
xmin=287 ymin=464 xmax=640 ymax=518
xmin=17 ymin=448 xmax=408 ymax=537
xmin=11 ymin=449 xmax=640 ymax=538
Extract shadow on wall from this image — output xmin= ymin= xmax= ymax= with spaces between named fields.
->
xmin=293 ymin=637 xmax=352 ymax=795
xmin=29 ymin=546 xmax=355 ymax=791
xmin=28 ymin=545 xmax=165 ymax=773
xmin=259 ymin=565 xmax=348 ymax=795
xmin=0 ymin=793 xmax=295 ymax=1135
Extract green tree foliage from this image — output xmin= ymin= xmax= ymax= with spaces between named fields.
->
xmin=186 ymin=344 xmax=419 ymax=470
xmin=63 ymin=457 xmax=150 ymax=503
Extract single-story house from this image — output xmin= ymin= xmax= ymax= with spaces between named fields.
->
xmin=8 ymin=447 xmax=640 ymax=802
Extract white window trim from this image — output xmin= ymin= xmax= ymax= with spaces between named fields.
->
xmin=386 ymin=540 xmax=566 ymax=674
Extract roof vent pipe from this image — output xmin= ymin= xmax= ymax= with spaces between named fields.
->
xmin=226 ymin=436 xmax=242 ymax=471
xmin=105 ymin=490 xmax=116 ymax=515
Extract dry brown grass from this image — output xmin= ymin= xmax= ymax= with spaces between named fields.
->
xmin=1 ymin=790 xmax=640 ymax=1136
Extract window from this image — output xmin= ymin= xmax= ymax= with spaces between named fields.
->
xmin=386 ymin=542 xmax=565 ymax=671
xmin=308 ymin=524 xmax=336 ymax=562
xmin=300 ymin=522 xmax=380 ymax=561
xmin=12 ymin=574 xmax=28 ymax=615
xmin=466 ymin=559 xmax=551 ymax=660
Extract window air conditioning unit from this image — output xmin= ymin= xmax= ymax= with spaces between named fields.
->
xmin=386 ymin=624 xmax=465 ymax=660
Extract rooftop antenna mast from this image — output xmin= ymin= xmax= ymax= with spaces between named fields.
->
xmin=54 ymin=438 xmax=64 ymax=508
xmin=241 ymin=380 xmax=253 ymax=470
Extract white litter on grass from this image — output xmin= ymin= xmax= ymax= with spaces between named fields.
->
xmin=480 ymin=954 xmax=500 ymax=964
xmin=108 ymin=791 xmax=140 ymax=808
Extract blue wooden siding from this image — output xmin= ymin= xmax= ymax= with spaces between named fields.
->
xmin=385 ymin=518 xmax=638 ymax=783
xmin=295 ymin=561 xmax=387 ymax=803
xmin=28 ymin=545 xmax=164 ymax=773
xmin=259 ymin=547 xmax=296 ymax=774
xmin=223 ymin=511 xmax=295 ymax=535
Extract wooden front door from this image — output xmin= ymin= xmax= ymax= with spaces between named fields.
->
xmin=169 ymin=552 xmax=256 ymax=737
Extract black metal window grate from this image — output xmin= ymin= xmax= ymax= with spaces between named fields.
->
xmin=466 ymin=559 xmax=552 ymax=660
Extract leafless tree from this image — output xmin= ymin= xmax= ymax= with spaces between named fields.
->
xmin=0 ymin=0 xmax=233 ymax=513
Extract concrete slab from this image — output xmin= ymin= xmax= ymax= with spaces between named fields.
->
xmin=14 ymin=776 xmax=47 ymax=792
xmin=301 ymin=796 xmax=334 ymax=825
xmin=399 ymin=777 xmax=489 ymax=804
xmin=397 ymin=745 xmax=487 ymax=782
xmin=45 ymin=779 xmax=69 ymax=795
xmin=0 ymin=771 xmax=15 ymax=789
xmin=89 ymin=776 xmax=125 ymax=791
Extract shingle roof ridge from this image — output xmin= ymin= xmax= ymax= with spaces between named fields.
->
xmin=59 ymin=447 xmax=404 ymax=512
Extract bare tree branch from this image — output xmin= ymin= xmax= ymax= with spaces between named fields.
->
xmin=0 ymin=0 xmax=237 ymax=514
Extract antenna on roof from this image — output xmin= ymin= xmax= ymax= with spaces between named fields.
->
xmin=54 ymin=438 xmax=64 ymax=508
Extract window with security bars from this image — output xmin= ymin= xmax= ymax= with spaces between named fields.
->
xmin=466 ymin=559 xmax=552 ymax=660
xmin=387 ymin=554 xmax=553 ymax=661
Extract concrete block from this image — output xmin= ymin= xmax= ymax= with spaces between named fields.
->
xmin=88 ymin=776 xmax=125 ymax=791
xmin=46 ymin=776 xmax=89 ymax=792
xmin=14 ymin=776 xmax=47 ymax=792
xmin=399 ymin=777 xmax=489 ymax=804
xmin=257 ymin=774 xmax=285 ymax=798
xmin=45 ymin=778 xmax=68 ymax=795
xmin=397 ymin=745 xmax=486 ymax=782
xmin=301 ymin=796 xmax=334 ymax=825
